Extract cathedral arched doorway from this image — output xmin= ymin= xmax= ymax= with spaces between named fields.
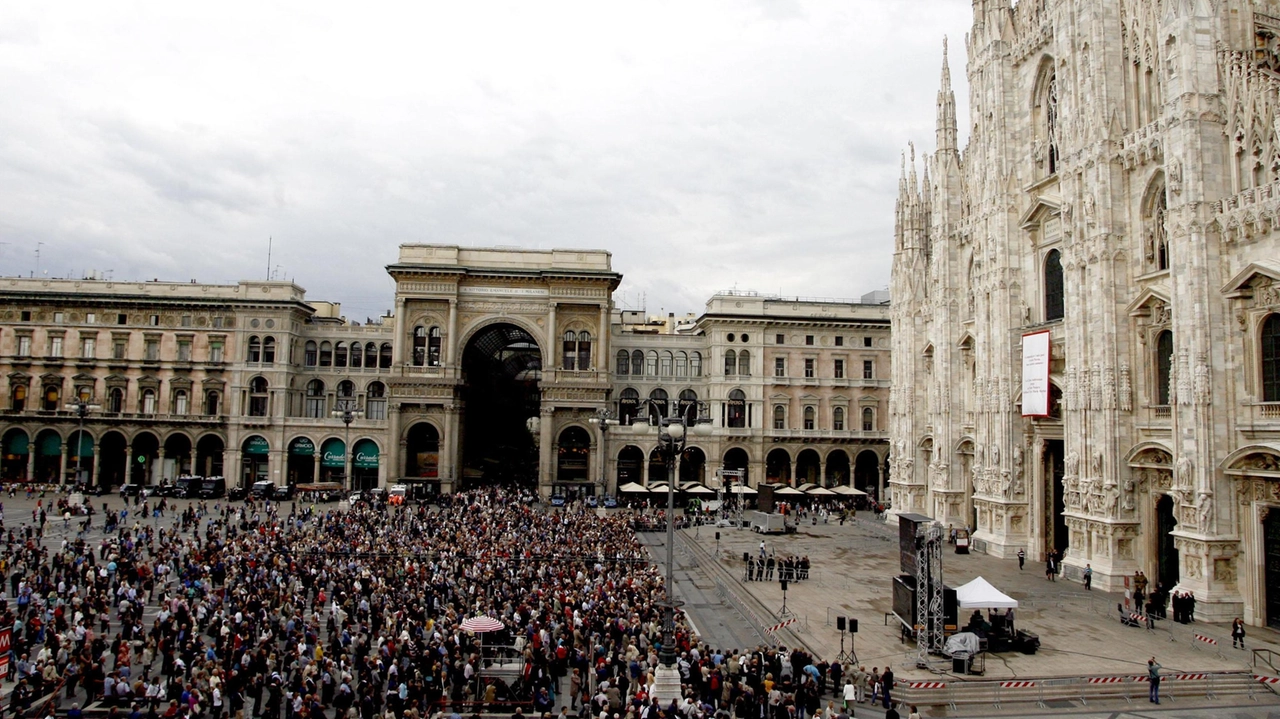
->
xmin=460 ymin=323 xmax=542 ymax=488
xmin=99 ymin=431 xmax=127 ymax=488
xmin=766 ymin=448 xmax=791 ymax=484
xmin=1156 ymin=494 xmax=1180 ymax=589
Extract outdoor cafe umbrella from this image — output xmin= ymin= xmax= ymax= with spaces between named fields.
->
xmin=460 ymin=616 xmax=505 ymax=696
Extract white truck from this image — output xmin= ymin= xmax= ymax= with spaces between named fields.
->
xmin=750 ymin=511 xmax=795 ymax=534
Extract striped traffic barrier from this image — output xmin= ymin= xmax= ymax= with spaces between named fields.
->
xmin=1254 ymin=674 xmax=1280 ymax=684
xmin=908 ymin=681 xmax=947 ymax=689
xmin=765 ymin=617 xmax=797 ymax=634
xmin=1195 ymin=633 xmax=1217 ymax=646
xmin=1000 ymin=681 xmax=1035 ymax=688
xmin=1087 ymin=676 xmax=1125 ymax=684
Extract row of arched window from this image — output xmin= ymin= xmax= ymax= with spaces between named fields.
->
xmin=615 ymin=349 xmax=704 ymax=377
xmin=305 ymin=340 xmax=393 ymax=369
xmin=303 ymin=379 xmax=387 ymax=419
xmin=772 ymin=405 xmax=874 ymax=432
xmin=616 ymin=387 xmax=749 ymax=428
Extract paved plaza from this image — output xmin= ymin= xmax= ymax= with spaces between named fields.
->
xmin=657 ymin=512 xmax=1280 ymax=716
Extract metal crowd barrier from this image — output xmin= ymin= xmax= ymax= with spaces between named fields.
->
xmin=896 ymin=670 xmax=1275 ymax=709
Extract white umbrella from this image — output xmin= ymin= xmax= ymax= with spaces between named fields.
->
xmin=618 ymin=482 xmax=648 ymax=493
xmin=682 ymin=483 xmax=715 ymax=495
xmin=773 ymin=486 xmax=805 ymax=496
xmin=460 ymin=616 xmax=505 ymax=633
xmin=729 ymin=485 xmax=758 ymax=494
xmin=805 ymin=486 xmax=836 ymax=495
xmin=648 ymin=483 xmax=671 ymax=493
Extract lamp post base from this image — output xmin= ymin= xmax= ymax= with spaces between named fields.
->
xmin=650 ymin=665 xmax=683 ymax=707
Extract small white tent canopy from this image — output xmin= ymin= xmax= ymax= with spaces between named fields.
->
xmin=954 ymin=576 xmax=1019 ymax=609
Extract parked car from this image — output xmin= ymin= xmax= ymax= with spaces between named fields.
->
xmin=249 ymin=480 xmax=275 ymax=499
xmin=272 ymin=485 xmax=294 ymax=501
xmin=227 ymin=486 xmax=248 ymax=501
xmin=120 ymin=483 xmax=143 ymax=497
xmin=174 ymin=476 xmax=199 ymax=499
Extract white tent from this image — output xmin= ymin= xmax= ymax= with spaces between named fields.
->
xmin=729 ymin=485 xmax=758 ymax=495
xmin=805 ymin=486 xmax=836 ymax=496
xmin=831 ymin=485 xmax=868 ymax=496
xmin=617 ymin=482 xmax=648 ymax=493
xmin=954 ymin=576 xmax=1019 ymax=609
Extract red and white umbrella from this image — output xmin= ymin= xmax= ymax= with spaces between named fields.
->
xmin=460 ymin=616 xmax=505 ymax=634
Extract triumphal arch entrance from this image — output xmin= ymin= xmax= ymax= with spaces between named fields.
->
xmin=384 ymin=245 xmax=620 ymax=496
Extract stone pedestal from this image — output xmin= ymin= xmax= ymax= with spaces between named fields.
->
xmin=650 ymin=665 xmax=682 ymax=707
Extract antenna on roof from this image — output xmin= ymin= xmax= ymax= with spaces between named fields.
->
xmin=266 ymin=237 xmax=273 ymax=280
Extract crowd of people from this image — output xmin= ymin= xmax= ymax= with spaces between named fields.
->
xmin=0 ymin=486 xmax=890 ymax=719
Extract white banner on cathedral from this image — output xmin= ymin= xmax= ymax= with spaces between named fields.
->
xmin=1021 ymin=331 xmax=1051 ymax=417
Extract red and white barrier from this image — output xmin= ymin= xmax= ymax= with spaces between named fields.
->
xmin=1194 ymin=633 xmax=1217 ymax=645
xmin=765 ymin=618 xmax=797 ymax=633
xmin=908 ymin=681 xmax=947 ymax=689
xmin=1087 ymin=677 xmax=1125 ymax=684
xmin=1000 ymin=681 xmax=1035 ymax=688
xmin=1254 ymin=675 xmax=1280 ymax=685
xmin=1171 ymin=673 xmax=1206 ymax=680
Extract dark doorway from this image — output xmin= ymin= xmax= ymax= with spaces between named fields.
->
xmin=405 ymin=423 xmax=440 ymax=479
xmin=131 ymin=432 xmax=160 ymax=485
xmin=825 ymin=450 xmax=850 ymax=487
xmin=460 ymin=323 xmax=542 ymax=488
xmin=195 ymin=435 xmax=225 ymax=479
xmin=1265 ymin=510 xmax=1280 ymax=628
xmin=680 ymin=446 xmax=706 ymax=485
xmin=1156 ymin=494 xmax=1181 ymax=589
xmin=853 ymin=450 xmax=878 ymax=493
xmin=1045 ymin=440 xmax=1067 ymax=554
xmin=98 ymin=431 xmax=127 ymax=488
xmin=556 ymin=427 xmax=590 ymax=483
xmin=766 ymin=448 xmax=791 ymax=484
xmin=617 ymin=446 xmax=643 ymax=485
xmin=795 ymin=449 xmax=821 ymax=485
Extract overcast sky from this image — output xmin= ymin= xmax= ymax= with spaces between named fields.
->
xmin=0 ymin=1 xmax=971 ymax=320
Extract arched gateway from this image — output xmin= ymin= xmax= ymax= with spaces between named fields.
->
xmin=385 ymin=245 xmax=620 ymax=496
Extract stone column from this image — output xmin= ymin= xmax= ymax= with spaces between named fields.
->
xmin=387 ymin=405 xmax=402 ymax=484
xmin=313 ymin=453 xmax=322 ymax=484
xmin=538 ymin=407 xmax=554 ymax=496
xmin=391 ymin=297 xmax=407 ymax=366
xmin=446 ymin=300 xmax=459 ymax=366
xmin=89 ymin=443 xmax=99 ymax=488
xmin=547 ymin=303 xmax=558 ymax=368
xmin=25 ymin=452 xmax=34 ymax=483
xmin=444 ymin=405 xmax=461 ymax=493
xmin=641 ymin=453 xmax=650 ymax=486
xmin=877 ymin=462 xmax=886 ymax=504
xmin=59 ymin=442 xmax=68 ymax=485
xmin=124 ymin=447 xmax=133 ymax=485
xmin=598 ymin=305 xmax=609 ymax=372
xmin=154 ymin=448 xmax=165 ymax=485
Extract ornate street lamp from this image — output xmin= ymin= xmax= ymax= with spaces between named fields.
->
xmin=64 ymin=397 xmax=100 ymax=486
xmin=331 ymin=397 xmax=363 ymax=490
xmin=588 ymin=407 xmax=619 ymax=495
xmin=634 ymin=399 xmax=712 ymax=675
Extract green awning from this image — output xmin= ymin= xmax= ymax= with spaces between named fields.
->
xmin=2 ymin=430 xmax=29 ymax=455
xmin=352 ymin=439 xmax=379 ymax=469
xmin=39 ymin=432 xmax=62 ymax=456
xmin=243 ymin=436 xmax=270 ymax=456
xmin=320 ymin=438 xmax=345 ymax=468
xmin=290 ymin=437 xmax=316 ymax=456
xmin=69 ymin=432 xmax=93 ymax=458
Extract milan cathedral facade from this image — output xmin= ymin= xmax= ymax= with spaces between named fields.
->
xmin=890 ymin=0 xmax=1280 ymax=624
